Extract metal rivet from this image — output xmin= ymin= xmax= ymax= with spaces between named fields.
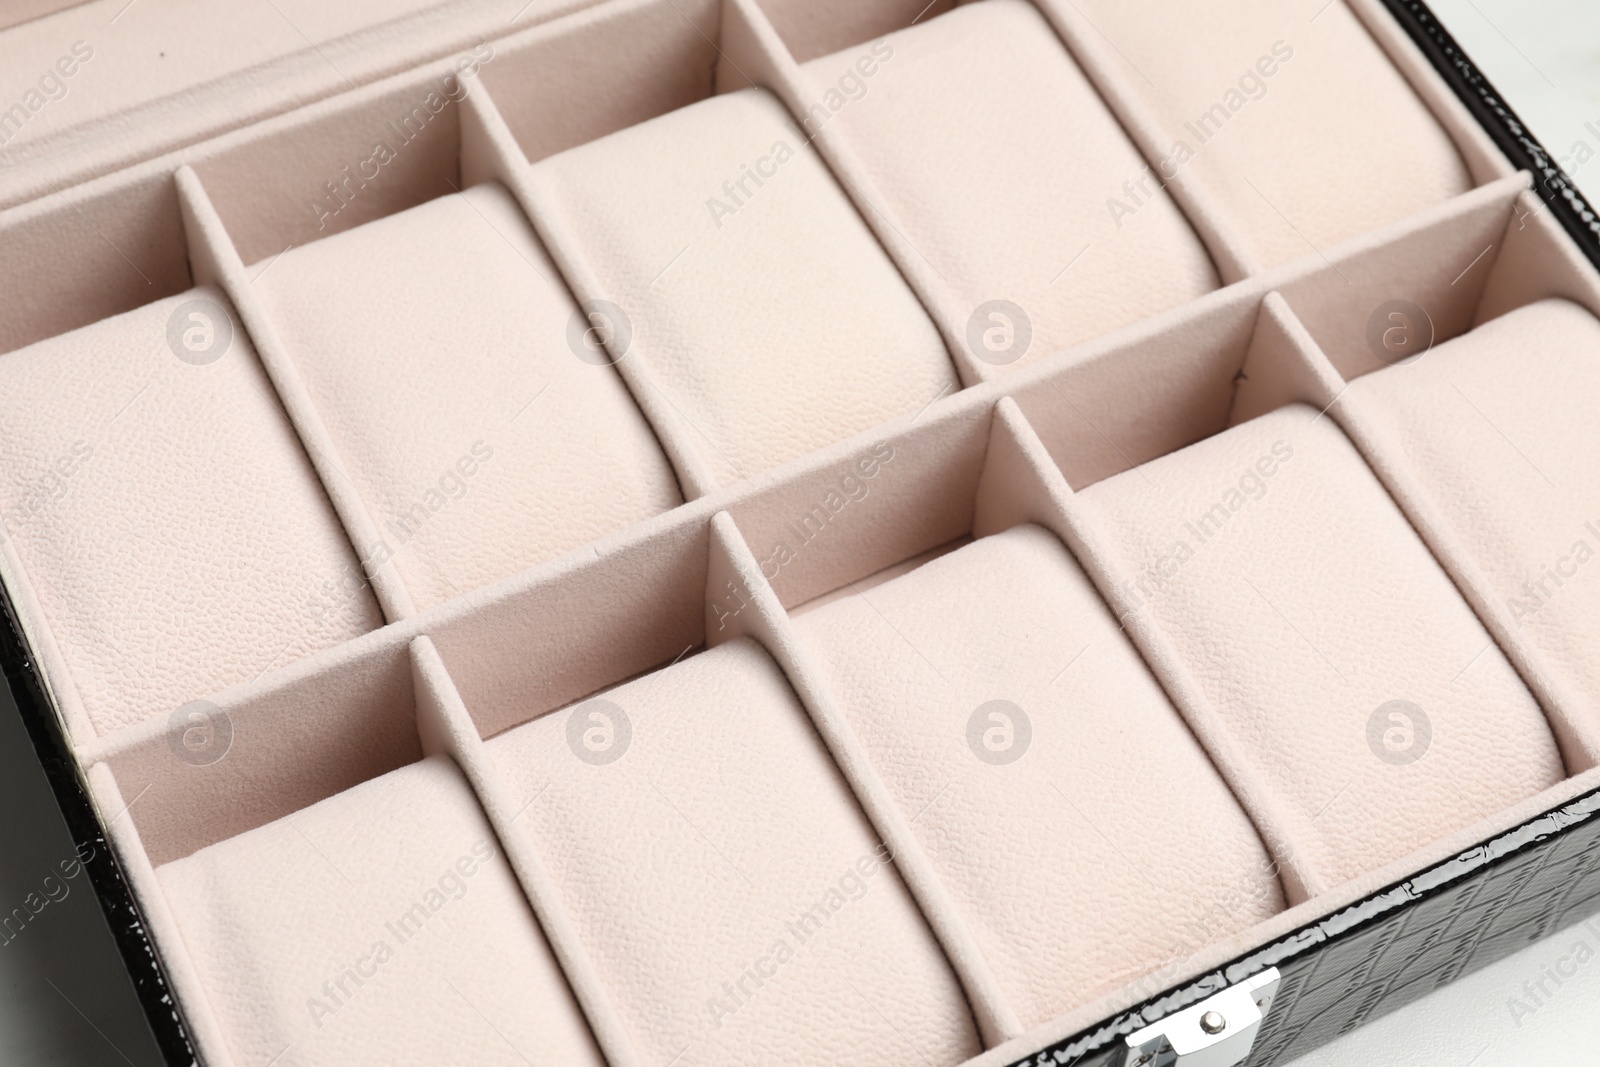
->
xmin=1200 ymin=1010 xmax=1227 ymax=1035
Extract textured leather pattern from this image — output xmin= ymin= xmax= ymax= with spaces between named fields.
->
xmin=485 ymin=638 xmax=982 ymax=1067
xmin=1247 ymin=793 xmax=1600 ymax=1064
xmin=802 ymin=0 xmax=1219 ymax=367
xmin=1002 ymin=787 xmax=1600 ymax=1067
xmin=256 ymin=182 xmax=683 ymax=611
xmin=0 ymin=288 xmax=381 ymax=734
xmin=157 ymin=756 xmax=604 ymax=1067
xmin=794 ymin=524 xmax=1284 ymax=1029
xmin=527 ymin=88 xmax=959 ymax=487
xmin=1348 ymin=299 xmax=1600 ymax=723
xmin=1078 ymin=405 xmax=1563 ymax=888
xmin=1050 ymin=0 xmax=1472 ymax=267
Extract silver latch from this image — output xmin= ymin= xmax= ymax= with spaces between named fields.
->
xmin=1120 ymin=968 xmax=1280 ymax=1067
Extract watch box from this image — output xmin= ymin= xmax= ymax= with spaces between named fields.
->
xmin=3 ymin=0 xmax=1599 ymax=1064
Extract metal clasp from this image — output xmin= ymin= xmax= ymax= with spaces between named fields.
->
xmin=1121 ymin=968 xmax=1280 ymax=1067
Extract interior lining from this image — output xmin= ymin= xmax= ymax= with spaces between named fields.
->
xmin=0 ymin=0 xmax=1594 ymax=1063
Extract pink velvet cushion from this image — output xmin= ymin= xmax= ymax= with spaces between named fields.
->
xmin=157 ymin=755 xmax=604 ymax=1067
xmin=1046 ymin=0 xmax=1472 ymax=267
xmin=1078 ymin=404 xmax=1563 ymax=888
xmin=0 ymin=288 xmax=380 ymax=734
xmin=255 ymin=181 xmax=683 ymax=611
xmin=794 ymin=524 xmax=1284 ymax=1027
xmin=485 ymin=637 xmax=981 ymax=1067
xmin=1347 ymin=298 xmax=1600 ymax=722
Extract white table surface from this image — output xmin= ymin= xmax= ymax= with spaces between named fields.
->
xmin=1431 ymin=0 xmax=1600 ymax=206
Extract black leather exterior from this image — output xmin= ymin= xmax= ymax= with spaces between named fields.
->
xmin=0 ymin=580 xmax=196 ymax=1065
xmin=1003 ymin=787 xmax=1600 ymax=1066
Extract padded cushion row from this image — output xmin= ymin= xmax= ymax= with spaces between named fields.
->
xmin=0 ymin=290 xmax=382 ymax=734
xmin=1078 ymin=405 xmax=1564 ymax=887
xmin=257 ymin=181 xmax=683 ymax=612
